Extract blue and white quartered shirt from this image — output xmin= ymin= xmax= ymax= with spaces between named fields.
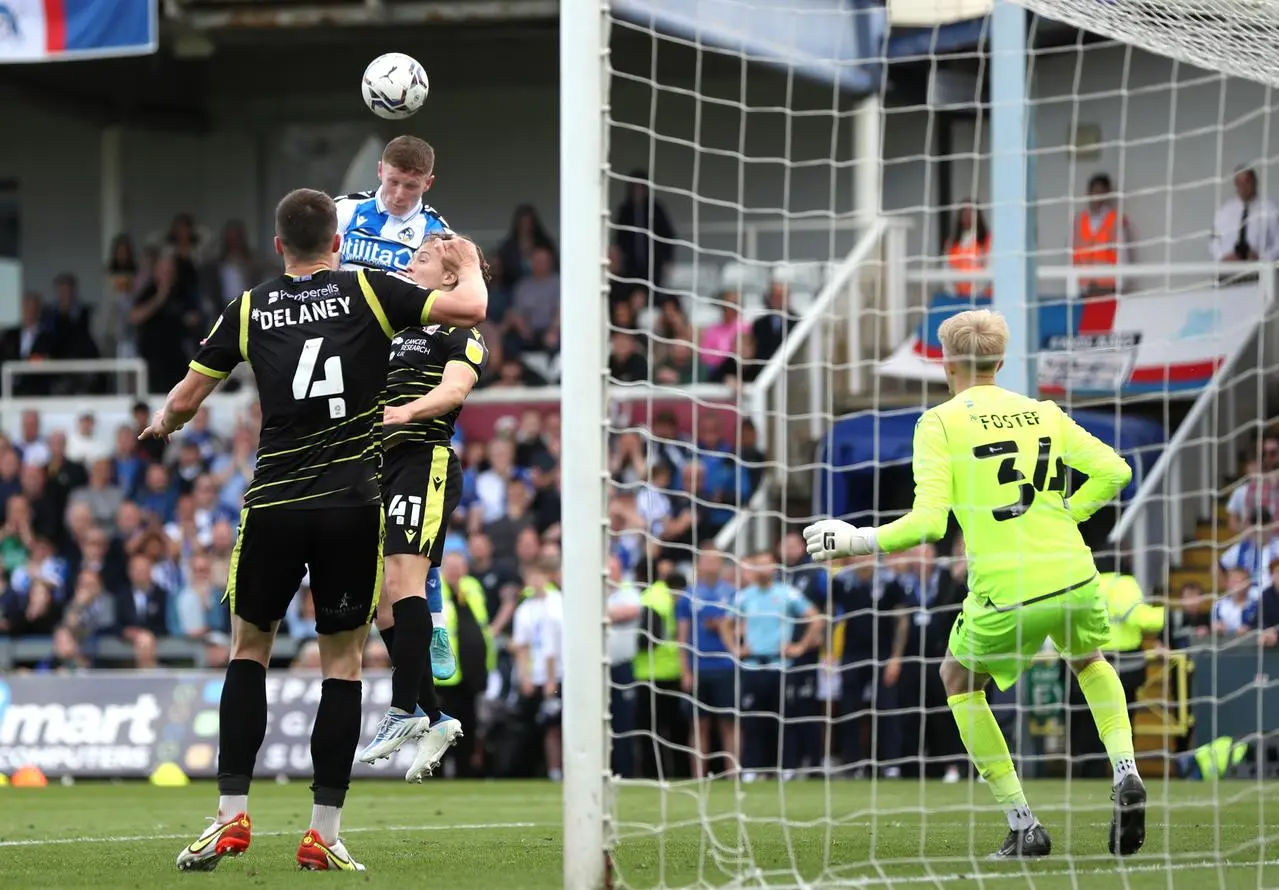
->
xmin=334 ymin=188 xmax=450 ymax=273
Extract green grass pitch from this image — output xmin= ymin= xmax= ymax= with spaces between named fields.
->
xmin=0 ymin=779 xmax=1273 ymax=888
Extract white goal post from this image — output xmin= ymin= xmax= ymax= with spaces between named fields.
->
xmin=559 ymin=0 xmax=1279 ymax=887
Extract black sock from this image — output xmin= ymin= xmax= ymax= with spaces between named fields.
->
xmin=390 ymin=597 xmax=432 ymax=713
xmin=310 ymin=678 xmax=363 ymax=808
xmin=217 ymin=659 xmax=268 ymax=796
xmin=417 ymin=613 xmax=440 ymax=723
xmin=379 ymin=624 xmax=395 ymax=659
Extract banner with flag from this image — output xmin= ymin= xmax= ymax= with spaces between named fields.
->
xmin=0 ymin=0 xmax=156 ymax=63
xmin=877 ymin=283 xmax=1268 ymax=399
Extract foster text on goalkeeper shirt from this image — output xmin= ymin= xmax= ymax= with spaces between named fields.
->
xmin=876 ymin=385 xmax=1132 ymax=607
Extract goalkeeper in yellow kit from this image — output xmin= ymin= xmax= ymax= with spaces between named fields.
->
xmin=804 ymin=308 xmax=1146 ymax=860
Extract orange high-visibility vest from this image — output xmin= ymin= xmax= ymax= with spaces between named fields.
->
xmin=946 ymin=234 xmax=989 ymax=297
xmin=1073 ymin=208 xmax=1120 ymax=290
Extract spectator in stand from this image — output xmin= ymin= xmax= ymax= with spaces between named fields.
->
xmin=466 ymin=532 xmax=519 ymax=628
xmin=131 ymin=401 xmax=166 ymax=464
xmin=203 ymin=219 xmax=266 ymax=313
xmin=606 ymin=553 xmax=643 ymax=778
xmin=698 ymin=292 xmax=750 ymax=384
xmin=779 ymin=531 xmax=827 ymax=774
xmin=743 ymin=280 xmax=795 ymax=380
xmin=136 ymin=463 xmax=179 ymax=525
xmin=0 ymin=447 xmax=21 ymax=508
xmin=1172 ymin=580 xmax=1213 ymax=644
xmin=52 ymin=569 xmax=116 ymax=668
xmin=831 ymin=555 xmax=909 ymax=777
xmin=116 ymin=553 xmax=168 ymax=665
xmin=609 ymin=332 xmax=648 ymax=383
xmin=44 ymin=431 xmax=87 ymax=516
xmin=737 ymin=420 xmax=767 ymax=493
xmin=507 ymin=246 xmax=561 ymax=355
xmin=484 ymin=254 xmax=513 ymax=326
xmin=165 ymin=494 xmax=205 ymax=568
xmin=944 ymin=199 xmax=990 ymax=299
xmin=11 ymin=534 xmax=67 ymax=607
xmin=17 ymin=410 xmax=50 ymax=467
xmin=724 ymin=551 xmax=824 ymax=779
xmin=653 ymin=341 xmax=702 ymax=386
xmin=691 ymin=412 xmax=747 ymax=537
xmin=169 ymin=549 xmax=228 ymax=640
xmin=529 ymin=454 xmax=561 ymax=536
xmin=66 ymin=413 xmax=109 ymax=464
xmin=1070 ymin=173 xmax=1134 ymax=298
xmin=677 ymin=546 xmax=740 ymax=779
xmin=1219 ymin=508 xmax=1279 ymax=589
xmin=0 ymin=293 xmax=54 ymax=395
xmin=614 ymin=171 xmax=676 ymax=288
xmin=1226 ymin=434 xmax=1279 ymax=534
xmin=131 ymin=251 xmax=197 ymax=393
xmin=648 ymin=411 xmax=689 ymax=477
xmin=1250 ymin=558 xmax=1279 ymax=646
xmin=183 ymin=406 xmax=222 ymax=463
xmin=189 ymin=473 xmax=236 ymax=539
xmin=63 ymin=519 xmax=126 ymax=597
xmin=171 ymin=440 xmax=206 ymax=494
xmin=1 ymin=493 xmax=34 ymax=571
xmin=45 ymin=272 xmax=100 ymax=363
xmin=207 ymin=519 xmax=235 ymax=589
xmin=106 ymin=233 xmax=140 ymax=357
xmin=21 ymin=464 xmax=63 ymax=545
xmin=2 ymin=573 xmax=61 ymax=637
xmin=105 ymin=430 xmax=142 ymax=506
xmin=485 ymin=477 xmax=536 ymax=558
xmin=497 ymin=204 xmax=558 ymax=290
xmin=1213 ymin=566 xmax=1260 ymax=636
xmin=473 ymin=437 xmax=524 ymax=525
xmin=610 ymin=431 xmax=649 ymax=487
xmin=1211 ymin=165 xmax=1279 ymax=272
xmin=514 ymin=409 xmax=553 ymax=466
xmin=208 ymin=425 xmax=256 ymax=512
xmin=512 ymin=563 xmax=564 ymax=779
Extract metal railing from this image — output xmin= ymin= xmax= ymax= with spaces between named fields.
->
xmin=712 ymin=218 xmax=899 ymax=554
xmin=0 ymin=358 xmax=149 ymax=402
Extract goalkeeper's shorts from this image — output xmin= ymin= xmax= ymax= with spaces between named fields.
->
xmin=947 ymin=576 xmax=1109 ymax=691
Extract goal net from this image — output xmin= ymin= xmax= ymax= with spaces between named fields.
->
xmin=567 ymin=0 xmax=1279 ymax=886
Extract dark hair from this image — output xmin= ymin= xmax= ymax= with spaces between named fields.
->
xmin=948 ymin=200 xmax=988 ymax=247
xmin=1088 ymin=172 xmax=1113 ymax=193
xmin=381 ymin=135 xmax=435 ymax=177
xmin=275 ymin=189 xmax=337 ymax=261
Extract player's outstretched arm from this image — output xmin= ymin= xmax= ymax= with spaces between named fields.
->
xmin=805 ymin=411 xmax=952 ymax=560
xmin=141 ymin=370 xmax=222 ymax=441
xmin=1058 ymin=409 xmax=1133 ymax=523
xmin=423 ymin=238 xmax=487 ymax=326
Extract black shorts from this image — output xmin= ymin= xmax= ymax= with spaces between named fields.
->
xmin=227 ymin=503 xmax=383 ymax=636
xmin=380 ymin=443 xmax=461 ymax=563
xmin=694 ymin=671 xmax=736 ymax=716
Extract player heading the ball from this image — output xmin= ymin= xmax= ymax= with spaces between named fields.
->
xmin=804 ymin=308 xmax=1147 ymax=860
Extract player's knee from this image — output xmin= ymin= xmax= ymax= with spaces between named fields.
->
xmin=317 ymin=628 xmax=370 ymax=681
xmin=229 ymin=617 xmax=275 ymax=666
xmin=383 ymin=554 xmax=427 ymax=603
xmin=1068 ymin=650 xmax=1105 ymax=676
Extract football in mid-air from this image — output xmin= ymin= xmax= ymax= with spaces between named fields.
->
xmin=361 ymin=52 xmax=429 ymax=120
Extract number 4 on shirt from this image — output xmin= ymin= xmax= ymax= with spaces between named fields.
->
xmin=973 ymin=436 xmax=1066 ymax=521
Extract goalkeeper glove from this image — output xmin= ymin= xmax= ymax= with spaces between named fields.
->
xmin=802 ymin=519 xmax=877 ymax=561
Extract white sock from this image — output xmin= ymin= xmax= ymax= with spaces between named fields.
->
xmin=1113 ymin=757 xmax=1139 ymax=785
xmin=311 ymin=804 xmax=341 ymax=842
xmin=431 ymin=612 xmax=446 ymax=630
xmin=217 ymin=795 xmax=248 ymax=821
xmin=1006 ymin=805 xmax=1036 ymax=831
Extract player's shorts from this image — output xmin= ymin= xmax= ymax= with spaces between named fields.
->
xmin=380 ymin=443 xmax=462 ymax=564
xmin=227 ymin=503 xmax=384 ymax=636
xmin=947 ymin=575 xmax=1109 ymax=691
xmin=693 ymin=671 xmax=737 ymax=717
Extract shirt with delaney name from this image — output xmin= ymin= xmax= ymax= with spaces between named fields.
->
xmin=190 ymin=269 xmax=437 ymax=510
xmin=733 ymin=581 xmax=813 ymax=668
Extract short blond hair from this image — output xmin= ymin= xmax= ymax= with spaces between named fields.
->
xmin=938 ymin=309 xmax=1009 ymax=373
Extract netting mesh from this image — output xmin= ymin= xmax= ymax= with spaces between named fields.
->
xmin=594 ymin=0 xmax=1279 ymax=887
xmin=1013 ymin=0 xmax=1279 ymax=89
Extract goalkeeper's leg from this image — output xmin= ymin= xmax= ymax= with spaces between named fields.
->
xmin=940 ymin=652 xmax=1051 ymax=859
xmin=1069 ymin=652 xmax=1146 ymax=856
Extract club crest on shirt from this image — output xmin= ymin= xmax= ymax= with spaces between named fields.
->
xmin=398 ymin=227 xmax=416 ymax=243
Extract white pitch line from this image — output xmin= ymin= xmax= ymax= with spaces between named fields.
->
xmin=0 ymin=821 xmax=543 ymax=849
